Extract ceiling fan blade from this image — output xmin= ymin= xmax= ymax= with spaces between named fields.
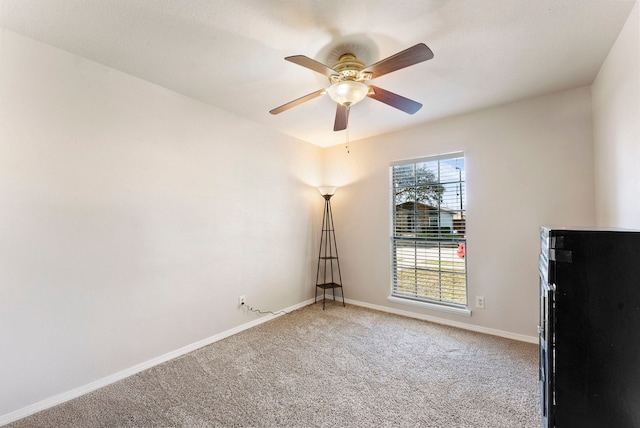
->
xmin=333 ymin=104 xmax=349 ymax=131
xmin=367 ymin=85 xmax=422 ymax=114
xmin=269 ymin=89 xmax=325 ymax=115
xmin=363 ymin=43 xmax=434 ymax=79
xmin=285 ymin=55 xmax=336 ymax=77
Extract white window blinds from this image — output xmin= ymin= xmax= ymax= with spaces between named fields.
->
xmin=391 ymin=153 xmax=467 ymax=308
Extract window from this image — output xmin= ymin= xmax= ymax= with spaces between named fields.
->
xmin=390 ymin=153 xmax=467 ymax=312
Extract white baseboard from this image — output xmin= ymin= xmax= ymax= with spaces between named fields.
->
xmin=0 ymin=298 xmax=315 ymax=427
xmin=344 ymin=298 xmax=538 ymax=344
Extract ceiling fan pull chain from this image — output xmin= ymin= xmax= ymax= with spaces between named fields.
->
xmin=345 ymin=126 xmax=350 ymax=154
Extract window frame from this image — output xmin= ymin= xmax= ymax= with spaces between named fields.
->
xmin=388 ymin=152 xmax=470 ymax=316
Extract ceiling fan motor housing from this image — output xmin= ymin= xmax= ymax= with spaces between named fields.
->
xmin=329 ymin=53 xmax=372 ymax=84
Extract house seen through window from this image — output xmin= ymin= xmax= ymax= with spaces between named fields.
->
xmin=390 ymin=153 xmax=467 ymax=309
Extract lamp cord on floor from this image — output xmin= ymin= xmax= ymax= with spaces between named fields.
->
xmin=245 ymin=304 xmax=289 ymax=316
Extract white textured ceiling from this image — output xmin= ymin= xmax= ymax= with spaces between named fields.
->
xmin=0 ymin=0 xmax=636 ymax=147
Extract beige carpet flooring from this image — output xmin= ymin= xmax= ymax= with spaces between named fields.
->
xmin=8 ymin=303 xmax=541 ymax=427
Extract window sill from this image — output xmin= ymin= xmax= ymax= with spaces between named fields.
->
xmin=387 ymin=296 xmax=472 ymax=317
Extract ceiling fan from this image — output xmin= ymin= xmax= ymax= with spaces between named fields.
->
xmin=269 ymin=43 xmax=434 ymax=132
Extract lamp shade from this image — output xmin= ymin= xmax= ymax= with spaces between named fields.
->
xmin=326 ymin=81 xmax=368 ymax=106
xmin=317 ymin=186 xmax=337 ymax=196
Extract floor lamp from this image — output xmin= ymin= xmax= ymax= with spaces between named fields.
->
xmin=315 ymin=186 xmax=345 ymax=309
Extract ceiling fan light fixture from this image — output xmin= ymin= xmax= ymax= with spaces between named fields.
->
xmin=326 ymin=80 xmax=369 ymax=107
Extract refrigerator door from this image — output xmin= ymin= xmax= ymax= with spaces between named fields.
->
xmin=551 ymin=230 xmax=640 ymax=428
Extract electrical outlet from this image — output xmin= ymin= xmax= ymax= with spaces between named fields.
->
xmin=238 ymin=295 xmax=246 ymax=307
xmin=475 ymin=296 xmax=485 ymax=309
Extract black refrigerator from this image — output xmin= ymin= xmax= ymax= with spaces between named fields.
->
xmin=539 ymin=227 xmax=640 ymax=428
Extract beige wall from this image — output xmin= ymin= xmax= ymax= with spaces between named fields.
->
xmin=592 ymin=2 xmax=640 ymax=228
xmin=0 ymin=29 xmax=322 ymax=417
xmin=324 ymin=87 xmax=596 ymax=338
